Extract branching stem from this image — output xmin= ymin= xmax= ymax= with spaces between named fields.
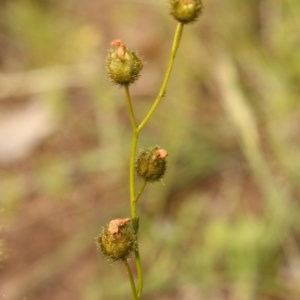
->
xmin=124 ymin=22 xmax=185 ymax=300
xmin=138 ymin=22 xmax=184 ymax=132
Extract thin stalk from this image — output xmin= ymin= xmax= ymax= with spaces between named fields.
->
xmin=129 ymin=130 xmax=144 ymax=296
xmin=134 ymin=247 xmax=143 ymax=298
xmin=137 ymin=22 xmax=184 ymax=132
xmin=129 ymin=130 xmax=139 ymax=223
xmin=124 ymin=86 xmax=144 ymax=297
xmin=125 ymin=85 xmax=137 ymax=129
xmin=123 ymin=260 xmax=138 ymax=300
xmin=124 ymin=85 xmax=138 ymax=220
xmin=123 ymin=22 xmax=185 ymax=299
xmin=135 ymin=180 xmax=147 ymax=203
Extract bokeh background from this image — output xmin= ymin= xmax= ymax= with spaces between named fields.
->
xmin=0 ymin=0 xmax=300 ymax=299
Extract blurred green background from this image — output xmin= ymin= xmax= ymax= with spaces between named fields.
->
xmin=0 ymin=0 xmax=300 ymax=299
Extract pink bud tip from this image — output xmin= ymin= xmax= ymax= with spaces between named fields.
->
xmin=110 ymin=39 xmax=126 ymax=58
xmin=108 ymin=218 xmax=131 ymax=235
xmin=110 ymin=39 xmax=122 ymax=47
xmin=155 ymin=149 xmax=168 ymax=159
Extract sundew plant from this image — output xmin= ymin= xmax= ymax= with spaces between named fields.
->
xmin=95 ymin=1 xmax=203 ymax=299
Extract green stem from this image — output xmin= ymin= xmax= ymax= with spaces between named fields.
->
xmin=125 ymin=85 xmax=137 ymax=129
xmin=123 ymin=260 xmax=138 ymax=300
xmin=134 ymin=247 xmax=143 ymax=298
xmin=123 ymin=22 xmax=185 ymax=299
xmin=129 ymin=129 xmax=144 ymax=297
xmin=129 ymin=130 xmax=139 ymax=223
xmin=124 ymin=86 xmax=144 ymax=297
xmin=137 ymin=22 xmax=184 ymax=133
xmin=124 ymin=85 xmax=139 ymax=221
xmin=129 ymin=130 xmax=144 ymax=298
xmin=135 ymin=180 xmax=147 ymax=203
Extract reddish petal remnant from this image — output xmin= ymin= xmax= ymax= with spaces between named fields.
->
xmin=110 ymin=39 xmax=122 ymax=47
xmin=154 ymin=149 xmax=168 ymax=159
xmin=108 ymin=218 xmax=131 ymax=235
xmin=110 ymin=39 xmax=126 ymax=58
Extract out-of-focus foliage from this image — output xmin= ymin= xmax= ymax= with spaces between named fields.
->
xmin=0 ymin=0 xmax=100 ymax=68
xmin=0 ymin=0 xmax=300 ymax=300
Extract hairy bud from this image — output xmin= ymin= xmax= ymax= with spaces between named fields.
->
xmin=96 ymin=218 xmax=137 ymax=261
xmin=135 ymin=146 xmax=168 ymax=182
xmin=170 ymin=0 xmax=203 ymax=24
xmin=106 ymin=39 xmax=143 ymax=86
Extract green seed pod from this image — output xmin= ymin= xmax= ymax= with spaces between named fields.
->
xmin=106 ymin=39 xmax=143 ymax=86
xmin=96 ymin=218 xmax=137 ymax=261
xmin=170 ymin=0 xmax=203 ymax=24
xmin=135 ymin=146 xmax=168 ymax=182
